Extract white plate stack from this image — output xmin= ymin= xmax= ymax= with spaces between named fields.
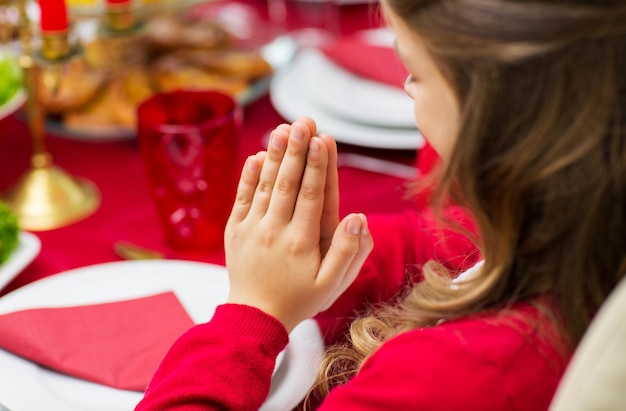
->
xmin=269 ymin=28 xmax=423 ymax=150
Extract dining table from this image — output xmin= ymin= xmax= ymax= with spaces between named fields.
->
xmin=0 ymin=0 xmax=420 ymax=297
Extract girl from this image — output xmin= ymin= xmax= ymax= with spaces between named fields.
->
xmin=136 ymin=0 xmax=626 ymax=409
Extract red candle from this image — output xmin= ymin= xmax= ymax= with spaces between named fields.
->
xmin=38 ymin=0 xmax=69 ymax=33
xmin=106 ymin=0 xmax=131 ymax=4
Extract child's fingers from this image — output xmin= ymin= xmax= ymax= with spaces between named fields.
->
xmin=318 ymin=133 xmax=340 ymax=256
xmin=267 ymin=118 xmax=317 ymax=221
xmin=315 ymin=214 xmax=365 ymax=296
xmin=249 ymin=124 xmax=290 ymax=217
xmin=320 ymin=214 xmax=373 ymax=311
xmin=289 ymin=137 xmax=329 ymax=233
xmin=228 ymin=152 xmax=267 ymax=223
xmin=298 ymin=116 xmax=318 ymax=139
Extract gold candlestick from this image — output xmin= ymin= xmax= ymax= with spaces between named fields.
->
xmin=1 ymin=0 xmax=100 ymax=231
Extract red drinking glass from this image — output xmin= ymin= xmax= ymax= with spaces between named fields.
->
xmin=137 ymin=90 xmax=241 ymax=252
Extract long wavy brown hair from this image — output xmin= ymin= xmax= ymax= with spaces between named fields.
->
xmin=312 ymin=0 xmax=626 ymax=401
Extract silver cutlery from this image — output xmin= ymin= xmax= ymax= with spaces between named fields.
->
xmin=337 ymin=153 xmax=417 ymax=180
xmin=114 ymin=241 xmax=164 ymax=260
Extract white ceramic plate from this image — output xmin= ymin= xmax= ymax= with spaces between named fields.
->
xmin=270 ymin=49 xmax=424 ymax=150
xmin=303 ymin=48 xmax=415 ymax=128
xmin=356 ymin=27 xmax=395 ymax=47
xmin=0 ymin=231 xmax=40 ymax=292
xmin=0 ymin=260 xmax=324 ymax=411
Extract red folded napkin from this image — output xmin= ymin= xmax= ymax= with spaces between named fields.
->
xmin=321 ymin=31 xmax=408 ymax=89
xmin=0 ymin=291 xmax=195 ymax=391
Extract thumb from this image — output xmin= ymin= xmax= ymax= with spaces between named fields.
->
xmin=320 ymin=213 xmax=373 ymax=310
xmin=316 ymin=214 xmax=369 ymax=300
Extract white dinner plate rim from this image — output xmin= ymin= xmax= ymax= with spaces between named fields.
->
xmin=302 ymin=48 xmax=416 ymax=128
xmin=0 ymin=260 xmax=323 ymax=411
xmin=270 ymin=50 xmax=424 ymax=150
xmin=0 ymin=231 xmax=40 ymax=292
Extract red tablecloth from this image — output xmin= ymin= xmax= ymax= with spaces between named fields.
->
xmin=0 ymin=0 xmax=419 ymax=297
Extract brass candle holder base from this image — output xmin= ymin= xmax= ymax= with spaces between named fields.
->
xmin=2 ymin=0 xmax=101 ymax=232
xmin=2 ymin=155 xmax=100 ymax=231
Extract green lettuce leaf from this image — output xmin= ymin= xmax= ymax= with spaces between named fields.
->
xmin=0 ymin=52 xmax=23 ymax=107
xmin=0 ymin=201 xmax=19 ymax=264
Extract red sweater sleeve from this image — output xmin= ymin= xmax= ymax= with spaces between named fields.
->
xmin=315 ymin=205 xmax=479 ymax=344
xmin=135 ymin=304 xmax=288 ymax=411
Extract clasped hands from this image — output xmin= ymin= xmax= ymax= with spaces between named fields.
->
xmin=225 ymin=117 xmax=373 ymax=333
